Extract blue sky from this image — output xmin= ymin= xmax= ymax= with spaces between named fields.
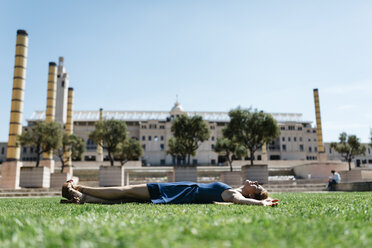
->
xmin=1 ymin=0 xmax=371 ymax=142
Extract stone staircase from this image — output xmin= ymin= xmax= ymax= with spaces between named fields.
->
xmin=266 ymin=179 xmax=327 ymax=193
xmin=266 ymin=183 xmax=327 ymax=193
xmin=0 ymin=188 xmax=60 ymax=198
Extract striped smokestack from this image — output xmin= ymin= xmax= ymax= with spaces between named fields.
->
xmin=41 ymin=62 xmax=57 ymax=172
xmin=45 ymin=62 xmax=57 ymax=123
xmin=1 ymin=30 xmax=28 ymax=189
xmin=96 ymin=108 xmax=103 ymax=162
xmin=6 ymin=30 xmax=28 ymax=161
xmin=313 ymin=89 xmax=325 ymax=155
xmin=64 ymin=87 xmax=74 ymax=167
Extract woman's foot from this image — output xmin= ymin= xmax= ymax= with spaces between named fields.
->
xmin=61 ymin=180 xmax=85 ymax=204
xmin=62 ymin=180 xmax=74 ymax=199
xmin=74 ymin=185 xmax=83 ymax=193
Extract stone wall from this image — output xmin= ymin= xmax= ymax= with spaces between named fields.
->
xmin=335 ymin=181 xmax=372 ymax=191
xmin=173 ymin=166 xmax=198 ymax=182
xmin=241 ymin=164 xmax=268 ymax=184
xmin=293 ymin=162 xmax=348 ymax=179
xmin=338 ymin=169 xmax=372 ymax=183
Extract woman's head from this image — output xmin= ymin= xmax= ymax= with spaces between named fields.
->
xmin=242 ymin=180 xmax=268 ymax=200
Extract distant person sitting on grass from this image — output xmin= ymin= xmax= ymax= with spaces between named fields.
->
xmin=327 ymin=170 xmax=341 ymax=191
xmin=61 ymin=180 xmax=279 ymax=206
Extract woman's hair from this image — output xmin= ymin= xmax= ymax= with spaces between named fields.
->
xmin=253 ymin=190 xmax=269 ymax=200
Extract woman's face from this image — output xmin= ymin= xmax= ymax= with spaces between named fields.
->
xmin=242 ymin=180 xmax=264 ymax=198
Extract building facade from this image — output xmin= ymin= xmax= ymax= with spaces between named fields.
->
xmin=24 ymin=102 xmax=322 ymax=165
xmin=324 ymin=143 xmax=372 ymax=168
xmin=1 ymin=102 xmax=371 ymax=167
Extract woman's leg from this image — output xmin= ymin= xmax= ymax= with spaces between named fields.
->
xmin=76 ymin=184 xmax=151 ymax=201
xmin=82 ymin=194 xmax=141 ymax=204
xmin=61 ymin=184 xmax=143 ymax=204
xmin=83 ymin=194 xmax=119 ymax=204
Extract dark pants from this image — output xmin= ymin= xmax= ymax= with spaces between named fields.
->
xmin=327 ymin=179 xmax=337 ymax=191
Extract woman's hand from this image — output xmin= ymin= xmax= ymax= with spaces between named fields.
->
xmin=261 ymin=198 xmax=279 ymax=207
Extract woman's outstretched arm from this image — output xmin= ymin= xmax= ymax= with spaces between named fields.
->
xmin=221 ymin=190 xmax=278 ymax=206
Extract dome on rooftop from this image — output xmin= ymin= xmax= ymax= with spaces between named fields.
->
xmin=170 ymin=101 xmax=184 ymax=112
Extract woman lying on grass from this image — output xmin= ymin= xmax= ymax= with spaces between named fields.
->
xmin=61 ymin=180 xmax=279 ymax=206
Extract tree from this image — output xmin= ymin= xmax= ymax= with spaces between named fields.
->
xmin=70 ymin=135 xmax=86 ymax=162
xmin=224 ymin=107 xmax=280 ymax=166
xmin=330 ymin=132 xmax=366 ymax=171
xmin=18 ymin=121 xmax=62 ymax=167
xmin=55 ymin=133 xmax=85 ymax=172
xmin=89 ymin=119 xmax=127 ymax=166
xmin=169 ymin=115 xmax=210 ymax=165
xmin=167 ymin=137 xmax=187 ymax=165
xmin=214 ymin=137 xmax=247 ymax=172
xmin=115 ymin=138 xmax=144 ymax=166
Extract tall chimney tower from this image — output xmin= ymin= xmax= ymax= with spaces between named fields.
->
xmin=40 ymin=62 xmax=57 ymax=172
xmin=1 ymin=30 xmax=28 ymax=189
xmin=96 ymin=108 xmax=104 ymax=162
xmin=63 ymin=87 xmax=74 ymax=173
xmin=313 ymin=89 xmax=326 ymax=161
xmin=45 ymin=62 xmax=57 ymax=123
xmin=55 ymin=57 xmax=69 ymax=125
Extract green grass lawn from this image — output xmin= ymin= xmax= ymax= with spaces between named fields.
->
xmin=0 ymin=193 xmax=371 ymax=248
